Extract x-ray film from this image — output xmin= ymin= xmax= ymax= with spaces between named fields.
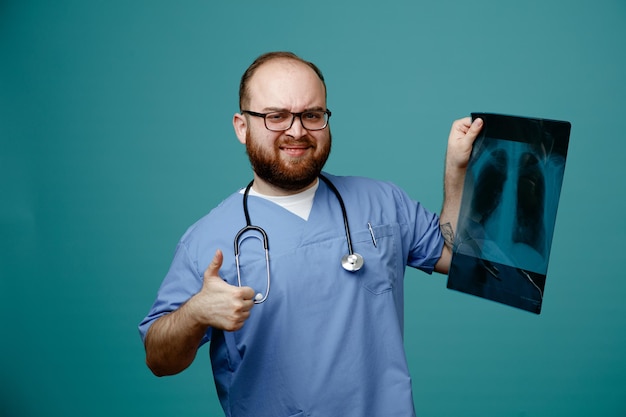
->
xmin=447 ymin=113 xmax=571 ymax=314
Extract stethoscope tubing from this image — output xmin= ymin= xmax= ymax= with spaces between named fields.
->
xmin=318 ymin=174 xmax=356 ymax=256
xmin=235 ymin=175 xmax=361 ymax=303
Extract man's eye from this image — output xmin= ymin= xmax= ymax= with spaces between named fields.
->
xmin=303 ymin=112 xmax=323 ymax=120
xmin=267 ymin=112 xmax=290 ymax=122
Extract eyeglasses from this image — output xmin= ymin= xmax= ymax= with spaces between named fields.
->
xmin=242 ymin=109 xmax=331 ymax=131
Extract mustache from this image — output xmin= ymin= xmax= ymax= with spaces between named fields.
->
xmin=278 ymin=136 xmax=316 ymax=147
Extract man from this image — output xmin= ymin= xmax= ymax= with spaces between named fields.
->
xmin=139 ymin=51 xmax=483 ymax=416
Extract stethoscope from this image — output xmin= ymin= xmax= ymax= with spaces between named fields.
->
xmin=234 ymin=174 xmax=364 ymax=303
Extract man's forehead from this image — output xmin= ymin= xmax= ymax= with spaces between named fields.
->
xmin=249 ymin=59 xmax=324 ymax=91
xmin=246 ymin=58 xmax=326 ymax=108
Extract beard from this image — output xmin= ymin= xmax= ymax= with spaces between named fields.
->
xmin=245 ymin=129 xmax=332 ymax=192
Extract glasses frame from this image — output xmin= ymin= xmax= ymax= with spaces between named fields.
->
xmin=241 ymin=109 xmax=332 ymax=132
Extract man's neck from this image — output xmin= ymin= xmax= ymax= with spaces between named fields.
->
xmin=251 ymin=176 xmax=319 ymax=196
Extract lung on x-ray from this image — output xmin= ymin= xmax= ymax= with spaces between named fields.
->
xmin=447 ymin=113 xmax=571 ymax=314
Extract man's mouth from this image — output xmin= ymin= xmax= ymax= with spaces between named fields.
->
xmin=280 ymin=141 xmax=313 ymax=157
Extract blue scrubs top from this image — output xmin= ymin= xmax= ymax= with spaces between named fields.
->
xmin=139 ymin=173 xmax=444 ymax=417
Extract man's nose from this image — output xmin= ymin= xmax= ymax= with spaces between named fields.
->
xmin=285 ymin=114 xmax=307 ymax=137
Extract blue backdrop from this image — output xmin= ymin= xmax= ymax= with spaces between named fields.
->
xmin=1 ymin=1 xmax=625 ymax=416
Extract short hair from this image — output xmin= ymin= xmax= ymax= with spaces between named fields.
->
xmin=238 ymin=51 xmax=326 ymax=110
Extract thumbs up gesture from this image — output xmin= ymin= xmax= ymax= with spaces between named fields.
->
xmin=188 ymin=250 xmax=256 ymax=332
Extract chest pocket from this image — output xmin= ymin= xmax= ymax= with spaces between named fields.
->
xmin=349 ymin=223 xmax=401 ymax=295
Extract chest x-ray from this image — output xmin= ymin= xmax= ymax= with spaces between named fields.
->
xmin=447 ymin=113 xmax=571 ymax=314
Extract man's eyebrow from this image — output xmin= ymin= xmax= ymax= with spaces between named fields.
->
xmin=260 ymin=107 xmax=288 ymax=113
xmin=260 ymin=106 xmax=326 ymax=113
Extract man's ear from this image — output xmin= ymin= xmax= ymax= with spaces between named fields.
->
xmin=233 ymin=113 xmax=248 ymax=144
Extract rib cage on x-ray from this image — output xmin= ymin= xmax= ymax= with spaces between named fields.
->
xmin=459 ymin=136 xmax=566 ymax=275
xmin=470 ymin=143 xmax=550 ymax=267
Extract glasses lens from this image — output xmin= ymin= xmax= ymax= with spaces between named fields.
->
xmin=264 ymin=112 xmax=292 ymax=131
xmin=301 ymin=111 xmax=328 ymax=130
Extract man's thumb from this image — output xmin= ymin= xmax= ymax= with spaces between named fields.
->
xmin=204 ymin=249 xmax=224 ymax=280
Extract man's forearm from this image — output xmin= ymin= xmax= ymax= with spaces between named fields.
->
xmin=435 ymin=165 xmax=467 ymax=273
xmin=440 ymin=164 xmax=466 ymax=241
xmin=433 ymin=117 xmax=482 ymax=273
xmin=144 ymin=302 xmax=207 ymax=377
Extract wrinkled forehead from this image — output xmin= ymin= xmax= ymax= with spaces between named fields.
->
xmin=246 ymin=59 xmax=327 ymax=110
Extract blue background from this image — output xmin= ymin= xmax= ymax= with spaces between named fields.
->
xmin=1 ymin=1 xmax=624 ymax=416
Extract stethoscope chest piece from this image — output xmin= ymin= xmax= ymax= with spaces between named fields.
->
xmin=341 ymin=252 xmax=364 ymax=272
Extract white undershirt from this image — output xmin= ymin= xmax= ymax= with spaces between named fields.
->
xmin=241 ymin=179 xmax=319 ymax=220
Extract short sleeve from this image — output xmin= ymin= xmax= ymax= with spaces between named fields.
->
xmin=137 ymin=241 xmax=212 ymax=345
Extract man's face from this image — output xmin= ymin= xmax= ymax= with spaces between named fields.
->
xmin=238 ymin=59 xmax=331 ymax=193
